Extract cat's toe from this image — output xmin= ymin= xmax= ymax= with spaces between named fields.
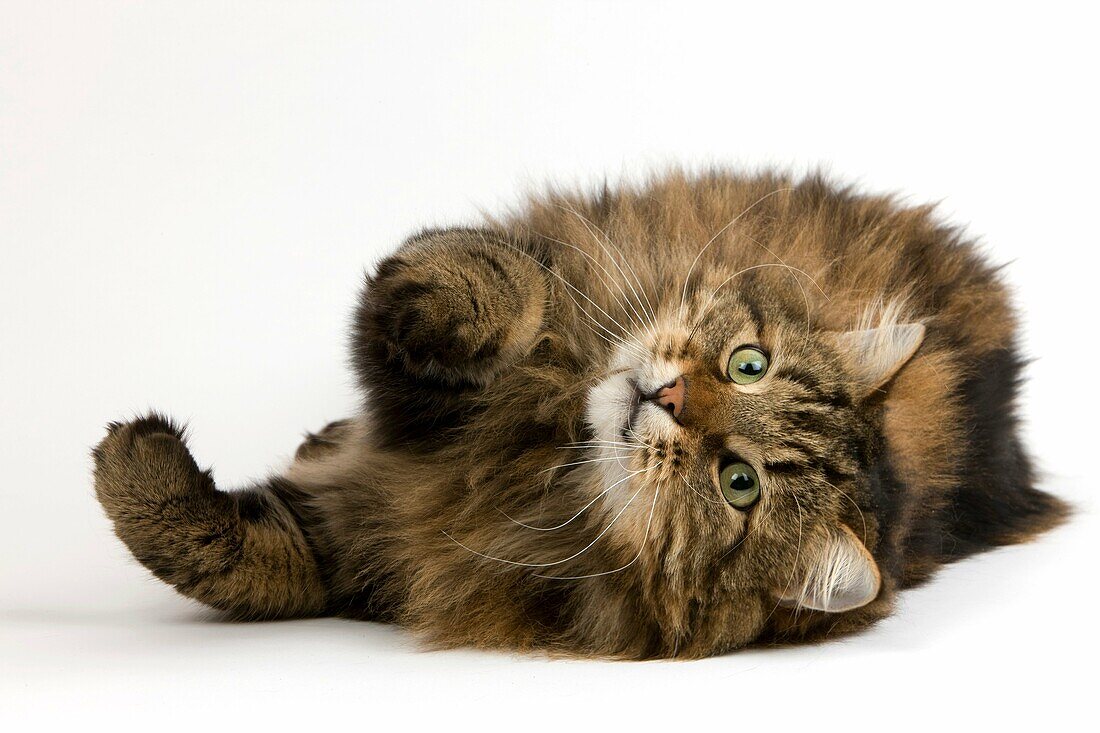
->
xmin=92 ymin=413 xmax=206 ymax=511
xmin=94 ymin=412 xmax=184 ymax=464
xmin=128 ymin=412 xmax=186 ymax=440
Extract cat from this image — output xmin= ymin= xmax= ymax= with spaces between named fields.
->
xmin=92 ymin=170 xmax=1068 ymax=658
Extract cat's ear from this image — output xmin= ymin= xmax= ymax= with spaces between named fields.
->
xmin=830 ymin=322 xmax=925 ymax=395
xmin=780 ymin=525 xmax=881 ymax=613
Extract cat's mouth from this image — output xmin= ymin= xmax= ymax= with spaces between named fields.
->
xmin=622 ymin=381 xmax=644 ymax=439
xmin=584 ymin=354 xmax=686 ymax=449
xmin=622 ymin=379 xmax=683 ymax=440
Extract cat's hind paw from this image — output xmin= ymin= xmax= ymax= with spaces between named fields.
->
xmin=92 ymin=413 xmax=212 ymax=521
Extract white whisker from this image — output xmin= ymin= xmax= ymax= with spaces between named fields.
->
xmin=483 ymin=235 xmax=651 ymax=361
xmin=539 ymin=233 xmax=652 ymax=338
xmin=625 ymin=429 xmax=658 ymax=451
xmin=441 ymin=462 xmax=662 ymax=567
xmin=557 ymin=441 xmax=641 ymax=450
xmin=678 ymin=187 xmax=792 ymax=322
xmin=677 ymin=468 xmax=727 ymax=505
xmin=686 ymin=263 xmax=823 ymax=345
xmin=499 ymin=465 xmax=649 ymax=532
xmin=536 ymin=455 xmax=642 ymax=474
xmin=535 ymin=475 xmax=663 ymax=580
xmin=718 ymin=493 xmax=771 ymax=562
xmin=557 ymin=203 xmax=660 ymax=334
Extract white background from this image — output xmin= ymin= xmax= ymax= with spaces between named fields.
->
xmin=2 ymin=1 xmax=1097 ymax=729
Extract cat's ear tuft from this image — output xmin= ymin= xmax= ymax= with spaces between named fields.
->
xmin=831 ymin=322 xmax=925 ymax=395
xmin=780 ymin=525 xmax=881 ymax=614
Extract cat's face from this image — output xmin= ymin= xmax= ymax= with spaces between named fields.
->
xmin=583 ymin=282 xmax=924 ymax=652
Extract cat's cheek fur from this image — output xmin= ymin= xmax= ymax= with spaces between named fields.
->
xmin=584 ymin=371 xmax=634 ymax=445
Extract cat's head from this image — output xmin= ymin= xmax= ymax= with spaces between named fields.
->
xmin=582 ymin=280 xmax=924 ymax=653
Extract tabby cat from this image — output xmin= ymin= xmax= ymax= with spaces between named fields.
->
xmin=92 ymin=170 xmax=1067 ymax=658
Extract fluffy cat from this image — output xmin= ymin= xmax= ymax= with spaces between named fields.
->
xmin=92 ymin=170 xmax=1067 ymax=658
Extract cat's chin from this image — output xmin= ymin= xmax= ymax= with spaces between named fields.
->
xmin=626 ymin=399 xmax=683 ymax=445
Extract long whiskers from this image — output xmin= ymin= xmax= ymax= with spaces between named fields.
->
xmin=678 ymin=187 xmax=792 ymax=323
xmin=740 ymin=232 xmax=830 ymax=349
xmin=484 ymin=235 xmax=651 ymax=361
xmin=556 ymin=203 xmax=660 ymax=335
xmin=536 ymin=454 xmax=642 ymax=474
xmin=441 ymin=461 xmax=663 ymax=568
xmin=684 ymin=262 xmax=826 ymax=347
xmin=534 ymin=474 xmax=664 ymax=580
xmin=718 ymin=493 xmax=772 ymax=562
xmin=558 ymin=435 xmax=642 ymax=449
xmin=539 ymin=232 xmax=656 ymax=341
xmin=499 ymin=463 xmax=649 ymax=532
xmin=626 ymin=429 xmax=658 ymax=452
xmin=676 ymin=467 xmax=727 ymax=505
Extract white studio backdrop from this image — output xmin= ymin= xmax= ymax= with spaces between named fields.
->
xmin=1 ymin=1 xmax=1097 ymax=730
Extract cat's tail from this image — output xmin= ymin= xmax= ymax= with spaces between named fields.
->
xmin=91 ymin=414 xmax=326 ymax=619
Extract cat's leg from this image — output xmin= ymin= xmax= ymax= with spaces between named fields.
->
xmin=92 ymin=414 xmax=326 ymax=619
xmin=352 ymin=228 xmax=548 ymax=443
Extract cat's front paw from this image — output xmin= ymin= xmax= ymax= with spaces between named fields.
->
xmin=363 ymin=233 xmax=546 ymax=384
xmin=376 ymin=261 xmax=498 ymax=371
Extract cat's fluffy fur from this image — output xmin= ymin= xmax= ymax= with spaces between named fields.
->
xmin=93 ymin=170 xmax=1067 ymax=658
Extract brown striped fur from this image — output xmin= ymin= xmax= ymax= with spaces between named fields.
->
xmin=92 ymin=170 xmax=1067 ymax=658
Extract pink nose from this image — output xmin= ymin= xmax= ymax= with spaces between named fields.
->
xmin=651 ymin=376 xmax=686 ymax=420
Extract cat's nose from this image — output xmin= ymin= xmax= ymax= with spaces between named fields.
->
xmin=648 ymin=376 xmax=686 ymax=421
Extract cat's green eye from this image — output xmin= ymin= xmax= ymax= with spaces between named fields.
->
xmin=727 ymin=346 xmax=769 ymax=384
xmin=719 ymin=461 xmax=761 ymax=509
